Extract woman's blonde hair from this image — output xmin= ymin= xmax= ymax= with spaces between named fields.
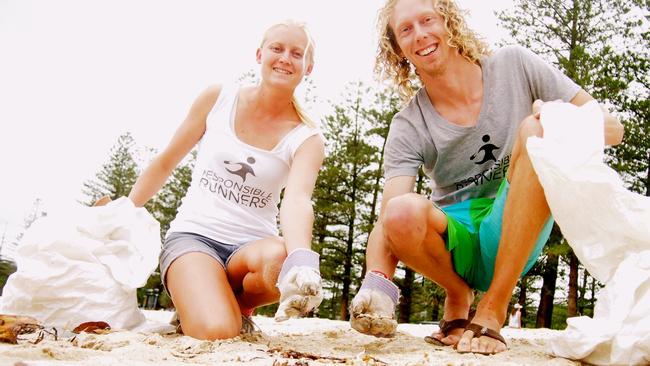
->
xmin=260 ymin=20 xmax=317 ymax=128
xmin=376 ymin=0 xmax=490 ymax=100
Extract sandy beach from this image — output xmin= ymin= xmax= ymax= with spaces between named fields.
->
xmin=0 ymin=310 xmax=580 ymax=366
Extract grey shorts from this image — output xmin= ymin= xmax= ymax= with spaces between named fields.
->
xmin=159 ymin=231 xmax=245 ymax=289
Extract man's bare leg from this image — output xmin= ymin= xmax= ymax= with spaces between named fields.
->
xmin=457 ymin=115 xmax=549 ymax=354
xmin=367 ymin=193 xmax=474 ymax=345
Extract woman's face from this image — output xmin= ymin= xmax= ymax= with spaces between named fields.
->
xmin=257 ymin=25 xmax=313 ymax=90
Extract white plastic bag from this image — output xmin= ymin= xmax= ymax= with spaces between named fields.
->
xmin=527 ymin=101 xmax=650 ymax=365
xmin=0 ymin=197 xmax=161 ymax=330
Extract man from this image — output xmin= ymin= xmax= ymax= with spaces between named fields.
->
xmin=349 ymin=0 xmax=623 ymax=355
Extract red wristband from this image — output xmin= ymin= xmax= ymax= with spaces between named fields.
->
xmin=370 ymin=270 xmax=390 ymax=280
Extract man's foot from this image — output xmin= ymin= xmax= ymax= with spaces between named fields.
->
xmin=425 ymin=290 xmax=474 ymax=347
xmin=456 ymin=307 xmax=507 ymax=354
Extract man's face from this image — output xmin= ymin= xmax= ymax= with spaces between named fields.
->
xmin=390 ymin=0 xmax=450 ymax=77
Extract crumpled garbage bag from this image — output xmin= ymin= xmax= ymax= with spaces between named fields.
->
xmin=527 ymin=101 xmax=650 ymax=365
xmin=0 ymin=197 xmax=161 ymax=331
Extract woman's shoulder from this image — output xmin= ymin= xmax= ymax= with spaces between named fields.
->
xmin=198 ymin=84 xmax=224 ymax=103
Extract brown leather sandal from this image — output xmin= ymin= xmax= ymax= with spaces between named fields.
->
xmin=424 ymin=318 xmax=470 ymax=346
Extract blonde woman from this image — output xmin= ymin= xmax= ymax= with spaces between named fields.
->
xmin=116 ymin=20 xmax=324 ymax=340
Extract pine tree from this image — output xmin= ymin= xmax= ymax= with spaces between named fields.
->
xmin=498 ymin=0 xmax=649 ymax=327
xmin=82 ymin=132 xmax=139 ymax=204
xmin=313 ymin=82 xmax=377 ymax=320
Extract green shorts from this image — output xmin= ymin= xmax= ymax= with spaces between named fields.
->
xmin=441 ymin=180 xmax=553 ymax=291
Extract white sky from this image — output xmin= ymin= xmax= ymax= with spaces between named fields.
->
xmin=0 ymin=0 xmax=513 ymax=251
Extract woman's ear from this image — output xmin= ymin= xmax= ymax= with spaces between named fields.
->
xmin=305 ymin=63 xmax=314 ymax=76
xmin=256 ymin=48 xmax=262 ymax=64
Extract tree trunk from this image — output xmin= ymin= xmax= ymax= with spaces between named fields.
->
xmin=340 ymin=133 xmax=360 ymax=321
xmin=430 ymin=293 xmax=441 ymax=321
xmin=536 ymin=252 xmax=559 ymax=328
xmin=579 ymin=268 xmax=588 ymax=315
xmin=518 ymin=276 xmax=528 ymax=320
xmin=590 ymin=276 xmax=597 ymax=311
xmin=645 ymin=151 xmax=650 ymax=197
xmin=398 ymin=268 xmax=414 ymax=323
xmin=567 ymin=251 xmax=579 ymax=317
xmin=646 ymin=150 xmax=649 ymax=196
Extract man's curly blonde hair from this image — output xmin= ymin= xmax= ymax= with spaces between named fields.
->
xmin=376 ymin=0 xmax=490 ymax=100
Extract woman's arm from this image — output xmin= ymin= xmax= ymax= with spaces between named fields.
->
xmin=279 ymin=134 xmax=325 ymax=252
xmin=128 ymin=85 xmax=222 ymax=207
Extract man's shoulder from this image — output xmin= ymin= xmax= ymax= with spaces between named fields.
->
xmin=392 ymin=88 xmax=427 ymax=127
xmin=486 ymin=45 xmax=536 ymax=65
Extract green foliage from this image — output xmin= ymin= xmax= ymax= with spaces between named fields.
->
xmin=312 ymin=81 xmax=402 ymax=319
xmin=146 ymin=151 xmax=196 ymax=239
xmin=82 ymin=132 xmax=139 ymax=204
xmin=0 ymin=258 xmax=17 ymax=296
xmin=498 ymin=0 xmax=650 ymax=193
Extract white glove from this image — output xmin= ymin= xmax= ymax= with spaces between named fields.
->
xmin=274 ymin=249 xmax=323 ymax=321
xmin=349 ymin=272 xmax=399 ymax=337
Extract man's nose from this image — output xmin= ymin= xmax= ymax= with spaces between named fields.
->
xmin=413 ymin=23 xmax=429 ymax=42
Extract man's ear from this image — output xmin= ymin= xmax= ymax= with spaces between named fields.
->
xmin=256 ymin=48 xmax=262 ymax=64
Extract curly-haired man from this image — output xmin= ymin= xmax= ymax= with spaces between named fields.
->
xmin=349 ymin=0 xmax=623 ymax=354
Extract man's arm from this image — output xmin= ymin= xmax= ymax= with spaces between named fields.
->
xmin=570 ymin=89 xmax=624 ymax=146
xmin=365 ymin=175 xmax=417 ymax=277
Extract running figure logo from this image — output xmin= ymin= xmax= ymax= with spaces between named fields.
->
xmin=470 ymin=134 xmax=500 ymax=164
xmin=224 ymin=157 xmax=256 ymax=182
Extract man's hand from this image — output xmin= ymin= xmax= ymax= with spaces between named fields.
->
xmin=274 ymin=266 xmax=323 ymax=321
xmin=274 ymin=249 xmax=322 ymax=321
xmin=349 ymin=288 xmax=398 ymax=337
xmin=349 ymin=271 xmax=400 ymax=337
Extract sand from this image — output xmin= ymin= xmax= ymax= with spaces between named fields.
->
xmin=0 ymin=311 xmax=580 ymax=366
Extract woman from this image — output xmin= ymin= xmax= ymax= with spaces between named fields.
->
xmin=120 ymin=20 xmax=324 ymax=340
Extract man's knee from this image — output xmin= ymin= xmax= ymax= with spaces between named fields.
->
xmin=517 ymin=116 xmax=544 ymax=147
xmin=382 ymin=193 xmax=433 ymax=248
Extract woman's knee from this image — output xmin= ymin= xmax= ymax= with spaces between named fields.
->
xmin=261 ymin=240 xmax=286 ymax=283
xmin=186 ymin=316 xmax=241 ymax=340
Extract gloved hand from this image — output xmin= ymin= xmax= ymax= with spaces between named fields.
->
xmin=349 ymin=271 xmax=400 ymax=337
xmin=274 ymin=249 xmax=323 ymax=321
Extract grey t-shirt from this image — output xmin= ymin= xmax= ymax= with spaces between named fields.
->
xmin=384 ymin=46 xmax=581 ymax=207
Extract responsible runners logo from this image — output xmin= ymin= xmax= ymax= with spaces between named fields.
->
xmin=197 ymin=156 xmax=271 ymax=208
xmin=470 ymin=134 xmax=500 ymax=165
xmin=224 ymin=157 xmax=256 ymax=182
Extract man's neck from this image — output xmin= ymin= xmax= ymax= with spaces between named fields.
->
xmin=421 ymin=53 xmax=482 ymax=105
xmin=420 ymin=53 xmax=484 ymax=126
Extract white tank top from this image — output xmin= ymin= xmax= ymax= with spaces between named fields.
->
xmin=167 ymin=85 xmax=323 ymax=245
